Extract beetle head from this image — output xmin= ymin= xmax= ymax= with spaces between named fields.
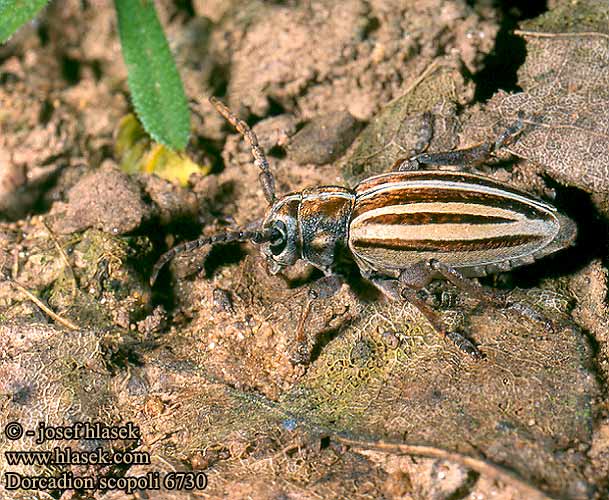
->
xmin=260 ymin=195 xmax=301 ymax=274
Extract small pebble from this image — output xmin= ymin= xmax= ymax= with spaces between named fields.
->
xmin=287 ymin=111 xmax=362 ymax=165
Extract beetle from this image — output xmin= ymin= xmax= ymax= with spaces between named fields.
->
xmin=150 ymin=98 xmax=577 ymax=361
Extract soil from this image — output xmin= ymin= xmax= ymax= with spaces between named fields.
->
xmin=1 ymin=1 xmax=609 ymax=499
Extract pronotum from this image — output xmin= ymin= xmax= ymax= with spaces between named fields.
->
xmin=150 ymin=98 xmax=577 ymax=361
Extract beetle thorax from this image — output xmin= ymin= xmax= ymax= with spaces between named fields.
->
xmin=261 ymin=187 xmax=355 ymax=274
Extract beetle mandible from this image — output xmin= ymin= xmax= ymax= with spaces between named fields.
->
xmin=150 ymin=98 xmax=577 ymax=362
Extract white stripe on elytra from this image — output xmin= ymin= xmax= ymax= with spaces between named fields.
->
xmin=356 ymin=180 xmax=557 ymax=213
xmin=354 ymin=219 xmax=555 ymax=242
xmin=352 ymin=202 xmax=527 ymax=221
xmin=351 ymin=202 xmax=559 ymax=240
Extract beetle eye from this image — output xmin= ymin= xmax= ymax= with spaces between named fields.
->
xmin=269 ymin=221 xmax=287 ymax=256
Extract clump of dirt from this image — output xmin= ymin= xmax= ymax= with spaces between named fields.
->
xmin=287 ymin=111 xmax=363 ymax=165
xmin=211 ymin=0 xmax=497 ymax=121
xmin=48 ymin=162 xmax=153 ymax=235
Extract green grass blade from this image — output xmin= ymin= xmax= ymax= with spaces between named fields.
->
xmin=114 ymin=0 xmax=190 ymax=151
xmin=0 ymin=0 xmax=50 ymax=43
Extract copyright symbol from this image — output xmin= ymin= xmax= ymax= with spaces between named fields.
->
xmin=4 ymin=421 xmax=23 ymax=440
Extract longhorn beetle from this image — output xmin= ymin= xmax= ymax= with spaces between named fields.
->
xmin=151 ymin=98 xmax=577 ymax=362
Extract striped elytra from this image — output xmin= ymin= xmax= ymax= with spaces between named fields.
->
xmin=347 ymin=170 xmax=576 ymax=278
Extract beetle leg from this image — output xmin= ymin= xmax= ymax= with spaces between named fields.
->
xmin=291 ymin=274 xmax=344 ymax=364
xmin=427 ymin=259 xmax=554 ymax=332
xmin=409 ymin=143 xmax=492 ymax=169
xmin=407 ymin=111 xmax=526 ymax=169
xmin=494 ymin=110 xmax=526 ymax=150
xmin=370 ymin=276 xmax=483 ymax=359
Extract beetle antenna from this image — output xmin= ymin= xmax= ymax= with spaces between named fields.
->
xmin=210 ymin=96 xmax=276 ymax=205
xmin=150 ymin=226 xmax=277 ymax=286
